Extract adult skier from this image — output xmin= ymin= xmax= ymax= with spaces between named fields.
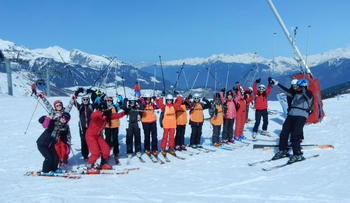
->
xmin=157 ymin=94 xmax=182 ymax=155
xmin=270 ymin=78 xmax=314 ymax=163
xmin=139 ymin=93 xmax=159 ymax=156
xmin=37 ymin=112 xmax=71 ymax=173
xmin=134 ymin=82 xmax=141 ymax=97
xmin=85 ymin=102 xmax=125 ymax=173
xmin=209 ymin=93 xmax=224 ymax=146
xmin=252 ymin=78 xmax=272 ymax=139
xmin=188 ymin=93 xmax=210 ymax=148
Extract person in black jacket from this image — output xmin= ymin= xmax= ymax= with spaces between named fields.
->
xmin=123 ymin=97 xmax=142 ymax=158
xmin=269 ymin=78 xmax=314 ymax=163
xmin=37 ymin=112 xmax=71 ymax=173
xmin=73 ymin=95 xmax=94 ymax=160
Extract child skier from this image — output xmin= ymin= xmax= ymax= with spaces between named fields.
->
xmin=220 ymin=89 xmax=241 ymax=143
xmin=157 ymin=94 xmax=182 ymax=155
xmin=123 ymin=97 xmax=142 ymax=159
xmin=73 ymin=95 xmax=94 ymax=160
xmin=234 ymin=88 xmax=247 ymax=141
xmin=175 ymin=96 xmax=190 ymax=151
xmin=37 ymin=112 xmax=71 ymax=173
xmin=85 ymin=102 xmax=125 ymax=173
xmin=209 ymin=93 xmax=224 ymax=146
xmin=188 ymin=93 xmax=210 ymax=148
xmin=244 ymin=87 xmax=253 ymax=123
xmin=139 ymin=93 xmax=159 ymax=156
xmin=252 ymin=78 xmax=272 ymax=139
xmin=105 ymin=96 xmax=125 ymax=164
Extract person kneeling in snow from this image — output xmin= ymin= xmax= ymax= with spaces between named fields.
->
xmin=37 ymin=112 xmax=71 ymax=173
xmin=85 ymin=102 xmax=125 ymax=174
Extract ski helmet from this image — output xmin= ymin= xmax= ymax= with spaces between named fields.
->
xmin=54 ymin=100 xmax=63 ymax=108
xmin=258 ymin=84 xmax=266 ymax=91
xmin=166 ymin=94 xmax=174 ymax=100
xmin=291 ymin=79 xmax=298 ymax=85
xmin=60 ymin=112 xmax=71 ymax=122
xmin=81 ymin=96 xmax=89 ymax=102
xmin=193 ymin=93 xmax=200 ymax=100
xmin=297 ymin=79 xmax=309 ymax=87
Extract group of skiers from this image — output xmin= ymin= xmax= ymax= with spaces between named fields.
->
xmin=34 ymin=76 xmax=314 ymax=174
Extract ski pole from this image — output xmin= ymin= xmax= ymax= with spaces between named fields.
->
xmin=159 ymin=56 xmax=166 ymax=92
xmin=24 ymin=98 xmax=40 ymax=135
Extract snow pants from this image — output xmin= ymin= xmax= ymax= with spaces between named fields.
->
xmin=105 ymin=127 xmax=120 ymax=156
xmin=253 ymin=109 xmax=268 ymax=133
xmin=161 ymin=128 xmax=175 ymax=149
xmin=38 ymin=144 xmax=59 ymax=173
xmin=134 ymin=90 xmax=141 ymax=97
xmin=212 ymin=124 xmax=221 ymax=144
xmin=279 ymin=115 xmax=306 ymax=155
xmin=222 ymin=118 xmax=234 ymax=141
xmin=142 ymin=122 xmax=158 ymax=152
xmin=86 ymin=132 xmax=110 ymax=164
xmin=79 ymin=125 xmax=89 ymax=159
xmin=175 ymin=125 xmax=186 ymax=146
xmin=126 ymin=124 xmax=141 ymax=154
xmin=235 ymin=110 xmax=246 ymax=138
xmin=190 ymin=121 xmax=203 ymax=145
xmin=55 ymin=136 xmax=69 ymax=164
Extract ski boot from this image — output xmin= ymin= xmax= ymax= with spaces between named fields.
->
xmin=271 ymin=150 xmax=290 ymax=160
xmin=100 ymin=158 xmax=112 ymax=170
xmin=228 ymin=139 xmax=235 ymax=143
xmin=287 ymin=154 xmax=305 ymax=164
xmin=152 ymin=151 xmax=158 ymax=156
xmin=214 ymin=142 xmax=222 ymax=147
xmin=145 ymin=150 xmax=151 ymax=155
xmin=180 ymin=145 xmax=187 ymax=151
xmin=175 ymin=145 xmax=182 ymax=151
xmin=168 ymin=147 xmax=176 ymax=155
xmin=252 ymin=132 xmax=257 ymax=140
xmin=161 ymin=148 xmax=167 ymax=156
xmin=261 ymin=130 xmax=270 ymax=137
xmin=87 ymin=163 xmax=100 ymax=174
xmin=234 ymin=136 xmax=241 ymax=141
xmin=238 ymin=135 xmax=246 ymax=140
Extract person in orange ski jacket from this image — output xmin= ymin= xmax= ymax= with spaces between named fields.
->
xmin=209 ymin=93 xmax=224 ymax=146
xmin=175 ymin=96 xmax=191 ymax=151
xmin=157 ymin=94 xmax=182 ymax=155
xmin=139 ymin=93 xmax=159 ymax=155
xmin=188 ymin=93 xmax=211 ymax=148
xmin=252 ymin=78 xmax=272 ymax=139
xmin=85 ymin=102 xmax=125 ymax=173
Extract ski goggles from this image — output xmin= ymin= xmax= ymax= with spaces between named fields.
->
xmin=55 ymin=104 xmax=63 ymax=108
xmin=193 ymin=97 xmax=200 ymax=100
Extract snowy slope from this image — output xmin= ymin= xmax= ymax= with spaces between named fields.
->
xmin=0 ymin=92 xmax=349 ymax=202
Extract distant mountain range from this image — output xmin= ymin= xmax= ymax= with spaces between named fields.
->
xmin=1 ymin=37 xmax=350 ymax=97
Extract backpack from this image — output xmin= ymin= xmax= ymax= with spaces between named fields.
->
xmin=159 ymin=110 xmax=165 ymax=128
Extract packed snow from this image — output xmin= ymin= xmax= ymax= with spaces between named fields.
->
xmin=0 ymin=89 xmax=349 ymax=202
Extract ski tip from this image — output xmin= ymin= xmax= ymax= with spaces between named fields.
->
xmin=316 ymin=144 xmax=334 ymax=149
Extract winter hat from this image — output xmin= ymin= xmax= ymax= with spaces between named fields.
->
xmin=166 ymin=94 xmax=174 ymax=100
xmin=60 ymin=112 xmax=71 ymax=122
xmin=54 ymin=100 xmax=63 ymax=106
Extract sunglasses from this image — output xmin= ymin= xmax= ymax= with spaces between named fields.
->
xmin=82 ymin=99 xmax=89 ymax=101
xmin=194 ymin=97 xmax=200 ymax=100
xmin=107 ymin=100 xmax=113 ymax=102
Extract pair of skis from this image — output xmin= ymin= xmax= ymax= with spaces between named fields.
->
xmin=253 ymin=144 xmax=334 ymax=151
xmin=248 ymin=154 xmax=320 ymax=171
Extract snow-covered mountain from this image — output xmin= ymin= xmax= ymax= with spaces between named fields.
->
xmin=0 ymin=38 xmax=168 ymax=96
xmin=1 ymin=37 xmax=350 ymax=96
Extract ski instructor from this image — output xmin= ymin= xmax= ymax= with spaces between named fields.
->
xmin=269 ymin=77 xmax=314 ymax=164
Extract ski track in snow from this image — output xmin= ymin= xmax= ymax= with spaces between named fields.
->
xmin=0 ymin=93 xmax=350 ymax=202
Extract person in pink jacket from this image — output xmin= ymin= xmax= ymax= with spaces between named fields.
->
xmin=252 ymin=78 xmax=272 ymax=139
xmin=220 ymin=88 xmax=241 ymax=143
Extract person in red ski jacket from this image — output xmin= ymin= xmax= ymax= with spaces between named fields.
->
xmin=134 ymin=82 xmax=141 ymax=97
xmin=85 ymin=102 xmax=125 ymax=173
xmin=234 ymin=87 xmax=247 ymax=141
xmin=252 ymin=78 xmax=272 ymax=139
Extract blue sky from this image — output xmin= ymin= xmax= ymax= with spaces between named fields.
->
xmin=1 ymin=0 xmax=350 ymax=64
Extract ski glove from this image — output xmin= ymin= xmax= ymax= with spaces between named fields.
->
xmin=256 ymin=78 xmax=261 ymax=83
